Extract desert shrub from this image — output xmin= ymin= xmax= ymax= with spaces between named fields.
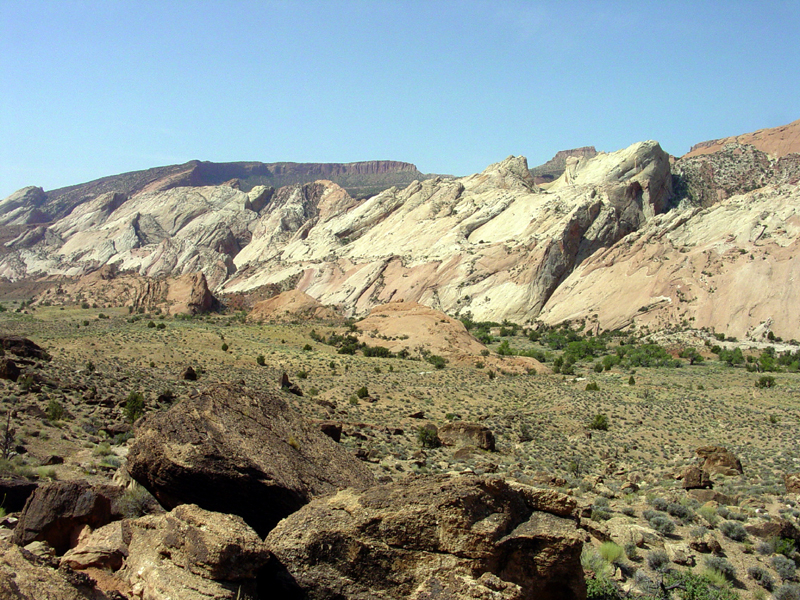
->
xmin=46 ymin=399 xmax=65 ymax=422
xmin=651 ymin=497 xmax=669 ymax=511
xmin=593 ymin=362 xmax=604 ymax=373
xmin=647 ymin=513 xmax=675 ymax=535
xmin=297 ymin=370 xmax=308 ymax=379
xmin=775 ymin=537 xmax=796 ymax=556
xmin=585 ymin=381 xmax=600 ymax=391
xmin=581 ymin=546 xmax=610 ymax=578
xmin=704 ymin=556 xmax=736 ymax=581
xmin=116 ymin=485 xmax=156 ymax=518
xmin=92 ymin=441 xmax=113 ymax=457
xmin=756 ymin=375 xmax=776 ymax=388
xmin=628 ymin=375 xmax=635 ymax=385
xmin=748 ymin=566 xmax=775 ymax=591
xmin=355 ymin=386 xmax=369 ymax=399
xmin=720 ymin=520 xmax=747 ymax=541
xmin=302 ymin=344 xmax=313 ymax=351
xmin=647 ymin=549 xmax=670 ymax=571
xmin=147 ymin=320 xmax=155 ymax=328
xmin=124 ymin=391 xmax=145 ymax=423
xmin=363 ymin=345 xmax=392 ymax=358
xmin=256 ymin=354 xmax=266 ymax=366
xmin=773 ymin=554 xmax=797 ymax=581
xmin=668 ymin=502 xmax=694 ymax=522
xmin=221 ymin=342 xmax=229 ymax=351
xmin=698 ymin=505 xmax=719 ymax=527
xmin=588 ymin=414 xmax=609 ymax=431
xmin=426 ymin=354 xmax=447 ymax=369
xmin=624 ymin=543 xmax=638 ymax=561
xmin=598 ymin=541 xmax=624 ymax=565
xmin=775 ymin=584 xmax=800 ymax=600
xmin=662 ymin=570 xmax=740 ymax=599
xmin=417 ymin=426 xmax=440 ymax=449
xmin=591 ymin=508 xmax=612 ymax=521
xmin=586 ymin=576 xmax=623 ymax=599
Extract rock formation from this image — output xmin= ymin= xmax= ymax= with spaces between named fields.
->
xmin=0 ymin=140 xmax=672 ymax=327
xmin=685 ymin=118 xmax=800 ymax=158
xmin=529 ymin=146 xmax=598 ymax=184
xmin=118 ymin=504 xmax=271 ymax=600
xmin=37 ymin=266 xmax=216 ymax=314
xmin=127 ymin=382 xmax=375 ymax=536
xmin=265 ymin=475 xmax=585 ymax=600
xmin=539 ymin=180 xmax=800 ymax=340
xmin=247 ymin=289 xmax=342 ymax=323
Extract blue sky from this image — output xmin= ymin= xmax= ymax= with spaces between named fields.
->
xmin=1 ymin=0 xmax=798 ymax=197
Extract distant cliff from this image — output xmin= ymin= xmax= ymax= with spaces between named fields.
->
xmin=8 ymin=160 xmax=426 ymax=224
xmin=529 ymin=146 xmax=597 ymax=183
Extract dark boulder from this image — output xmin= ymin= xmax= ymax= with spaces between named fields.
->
xmin=127 ymin=383 xmax=375 ymax=537
xmin=0 ymin=357 xmax=21 ymax=381
xmin=11 ymin=481 xmax=114 ymax=554
xmin=0 ymin=336 xmax=50 ymax=361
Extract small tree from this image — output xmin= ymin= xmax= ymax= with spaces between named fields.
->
xmin=124 ymin=391 xmax=145 ymax=423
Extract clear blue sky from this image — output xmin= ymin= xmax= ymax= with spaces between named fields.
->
xmin=2 ymin=0 xmax=798 ymax=197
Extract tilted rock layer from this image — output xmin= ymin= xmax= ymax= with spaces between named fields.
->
xmin=1 ymin=141 xmax=671 ymax=326
xmin=539 ymin=182 xmax=800 ymax=340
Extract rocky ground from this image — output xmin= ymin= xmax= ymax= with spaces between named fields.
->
xmin=0 ymin=301 xmax=799 ymax=599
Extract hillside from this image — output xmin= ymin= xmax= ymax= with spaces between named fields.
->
xmin=0 ymin=159 xmax=427 ymax=227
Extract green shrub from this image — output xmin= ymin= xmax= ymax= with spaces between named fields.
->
xmin=221 ymin=342 xmax=229 ymax=352
xmin=297 ymin=370 xmax=308 ymax=379
xmin=256 ymin=354 xmax=266 ymax=366
xmin=756 ymin=375 xmax=776 ymax=388
xmin=124 ymin=391 xmax=145 ymax=423
xmin=588 ymin=414 xmax=609 ymax=431
xmin=302 ymin=343 xmax=313 ymax=351
xmin=46 ymin=399 xmax=65 ymax=422
xmin=598 ymin=541 xmax=624 ymax=565
xmin=355 ymin=386 xmax=369 ymax=399
xmin=585 ymin=382 xmax=600 ymax=391
xmin=417 ymin=426 xmax=440 ymax=448
xmin=697 ymin=505 xmax=718 ymax=527
xmin=426 ymin=354 xmax=447 ymax=369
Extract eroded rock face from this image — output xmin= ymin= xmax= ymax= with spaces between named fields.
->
xmin=127 ymin=383 xmax=375 ymax=537
xmin=265 ymin=475 xmax=586 ymax=600
xmin=438 ymin=422 xmax=496 ymax=451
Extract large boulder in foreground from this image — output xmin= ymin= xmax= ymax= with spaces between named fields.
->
xmin=127 ymin=383 xmax=376 ymax=537
xmin=265 ymin=475 xmax=586 ymax=600
xmin=118 ymin=504 xmax=270 ymax=600
xmin=0 ymin=539 xmax=95 ymax=600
